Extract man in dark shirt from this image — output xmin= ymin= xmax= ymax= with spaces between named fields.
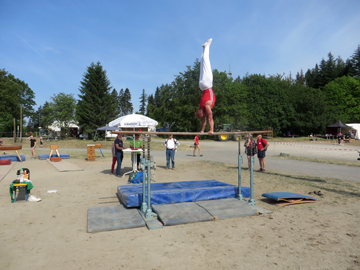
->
xmin=114 ymin=133 xmax=124 ymax=177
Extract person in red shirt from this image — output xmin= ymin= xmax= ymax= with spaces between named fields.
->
xmin=256 ymin=133 xmax=269 ymax=172
xmin=195 ymin=38 xmax=216 ymax=135
xmin=193 ymin=135 xmax=203 ymax=157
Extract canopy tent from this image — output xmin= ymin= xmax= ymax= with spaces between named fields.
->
xmin=96 ymin=126 xmax=120 ymax=131
xmin=95 ymin=126 xmax=122 ymax=141
xmin=109 ymin=114 xmax=158 ymax=128
xmin=326 ymin=120 xmax=351 ymax=135
xmin=345 ymin=123 xmax=360 ymax=140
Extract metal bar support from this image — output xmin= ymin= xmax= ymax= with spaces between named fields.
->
xmin=248 ymin=156 xmax=256 ymax=205
xmin=140 ymin=157 xmax=147 ymax=214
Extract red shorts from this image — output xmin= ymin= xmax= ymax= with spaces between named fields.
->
xmin=200 ymin=88 xmax=215 ymax=109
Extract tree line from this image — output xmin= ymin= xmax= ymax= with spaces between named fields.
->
xmin=146 ymin=45 xmax=360 ymax=136
xmin=1 ymin=45 xmax=359 ymax=138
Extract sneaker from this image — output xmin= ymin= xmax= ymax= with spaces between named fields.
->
xmin=116 ymin=174 xmax=122 ymax=178
xmin=193 ymin=155 xmax=196 ymax=157
xmin=258 ymin=168 xmax=263 ymax=172
xmin=172 ymin=168 xmax=175 ymax=170
xmin=165 ymin=168 xmax=169 ymax=170
xmin=200 ymin=155 xmax=203 ymax=157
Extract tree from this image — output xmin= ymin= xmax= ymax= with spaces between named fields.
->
xmin=323 ymin=76 xmax=360 ymax=123
xmin=111 ymin=88 xmax=121 ymax=117
xmin=119 ymin=88 xmax=133 ymax=115
xmin=146 ymin=94 xmax=155 ymax=117
xmin=0 ymin=69 xmax=36 ymax=135
xmin=351 ymin=45 xmax=360 ymax=77
xmin=50 ymin=92 xmax=77 ymax=134
xmin=139 ymin=89 xmax=147 ymax=115
xmin=76 ymin=62 xmax=118 ymax=136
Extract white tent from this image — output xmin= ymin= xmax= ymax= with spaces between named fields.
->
xmin=109 ymin=114 xmax=158 ymax=128
xmin=345 ymin=123 xmax=360 ymax=140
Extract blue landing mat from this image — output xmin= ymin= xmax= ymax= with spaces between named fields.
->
xmin=87 ymin=204 xmax=146 ymax=232
xmin=117 ymin=180 xmax=250 ymax=208
xmin=262 ymin=192 xmax=317 ymax=206
xmin=38 ymin=153 xmax=70 ymax=160
xmin=0 ymin=154 xmax=25 ymax=162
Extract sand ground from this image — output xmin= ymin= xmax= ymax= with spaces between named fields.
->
xmin=0 ymin=142 xmax=359 ymax=270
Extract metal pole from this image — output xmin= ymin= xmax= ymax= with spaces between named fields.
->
xmin=145 ymin=160 xmax=154 ymax=218
xmin=237 ymin=137 xmax=244 ymax=200
xmin=140 ymin=157 xmax=147 ymax=213
xmin=248 ymin=156 xmax=256 ymax=205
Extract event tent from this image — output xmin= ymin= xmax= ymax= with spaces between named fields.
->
xmin=96 ymin=125 xmax=122 ymax=141
xmin=345 ymin=123 xmax=360 ymax=140
xmin=109 ymin=114 xmax=158 ymax=128
xmin=326 ymin=120 xmax=351 ymax=135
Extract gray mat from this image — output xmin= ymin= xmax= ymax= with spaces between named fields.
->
xmin=152 ymin=202 xmax=214 ymax=226
xmin=0 ymin=162 xmax=15 ymax=182
xmin=196 ymin=198 xmax=258 ymax=219
xmin=47 ymin=159 xmax=84 ymax=172
xmin=87 ymin=204 xmax=146 ymax=232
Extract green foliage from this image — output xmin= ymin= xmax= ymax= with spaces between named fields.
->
xmin=119 ymin=88 xmax=133 ymax=116
xmin=0 ymin=69 xmax=36 ymax=135
xmin=50 ymin=92 xmax=77 ymax=132
xmin=139 ymin=89 xmax=147 ymax=115
xmin=323 ymin=76 xmax=360 ymax=123
xmin=76 ymin=62 xmax=118 ymax=135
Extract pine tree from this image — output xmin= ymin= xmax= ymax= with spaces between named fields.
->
xmin=351 ymin=45 xmax=360 ymax=77
xmin=76 ymin=62 xmax=118 ymax=135
xmin=121 ymin=88 xmax=133 ymax=115
xmin=139 ymin=89 xmax=147 ymax=115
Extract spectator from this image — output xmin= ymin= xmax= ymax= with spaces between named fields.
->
xmin=114 ymin=133 xmax=124 ymax=177
xmin=245 ymin=135 xmax=257 ymax=171
xmin=256 ymin=133 xmax=269 ymax=172
xmin=111 ymin=141 xmax=117 ymax=175
xmin=28 ymin=132 xmax=36 ymax=159
xmin=337 ymin=133 xmax=343 ymax=145
xmin=130 ymin=134 xmax=143 ymax=170
xmin=193 ymin=135 xmax=202 ymax=157
xmin=0 ymin=137 xmax=5 ymax=154
xmin=163 ymin=134 xmax=180 ymax=170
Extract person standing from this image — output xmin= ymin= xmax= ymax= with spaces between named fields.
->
xmin=39 ymin=135 xmax=43 ymax=148
xmin=163 ymin=134 xmax=180 ymax=170
xmin=0 ymin=137 xmax=5 ymax=154
xmin=193 ymin=135 xmax=202 ymax=157
xmin=28 ymin=132 xmax=36 ymax=159
xmin=114 ymin=133 xmax=124 ymax=177
xmin=195 ymin=38 xmax=216 ymax=135
xmin=245 ymin=134 xmax=257 ymax=170
xmin=256 ymin=133 xmax=269 ymax=172
xmin=110 ymin=141 xmax=117 ymax=175
xmin=130 ymin=134 xmax=143 ymax=170
xmin=338 ymin=133 xmax=343 ymax=145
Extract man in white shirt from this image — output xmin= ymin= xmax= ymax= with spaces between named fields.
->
xmin=163 ymin=134 xmax=180 ymax=170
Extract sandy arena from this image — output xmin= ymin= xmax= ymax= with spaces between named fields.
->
xmin=0 ymin=141 xmax=359 ymax=270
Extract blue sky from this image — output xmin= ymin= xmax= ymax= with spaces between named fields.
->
xmin=1 ymin=0 xmax=360 ymax=113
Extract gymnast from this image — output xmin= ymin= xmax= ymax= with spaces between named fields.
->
xmin=195 ymin=38 xmax=216 ymax=135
